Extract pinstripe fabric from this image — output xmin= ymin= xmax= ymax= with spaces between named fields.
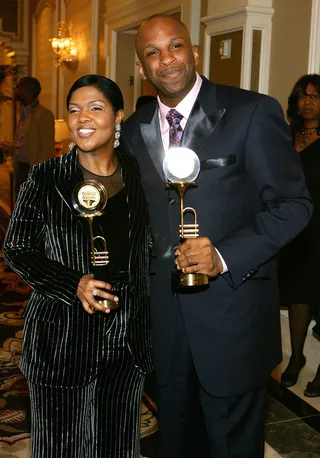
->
xmin=3 ymin=147 xmax=152 ymax=457
xmin=28 ymin=285 xmax=145 ymax=458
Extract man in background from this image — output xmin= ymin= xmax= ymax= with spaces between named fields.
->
xmin=1 ymin=77 xmax=55 ymax=196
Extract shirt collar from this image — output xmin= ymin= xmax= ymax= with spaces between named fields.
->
xmin=20 ymin=103 xmax=33 ymax=118
xmin=158 ymin=72 xmax=202 ymax=128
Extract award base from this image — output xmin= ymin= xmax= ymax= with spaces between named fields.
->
xmin=96 ymin=297 xmax=119 ymax=311
xmin=172 ymin=271 xmax=209 ymax=291
xmin=92 ymin=264 xmax=119 ymax=311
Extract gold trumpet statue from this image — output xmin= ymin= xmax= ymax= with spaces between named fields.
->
xmin=72 ymin=180 xmax=119 ymax=310
xmin=163 ymin=148 xmax=209 ymax=289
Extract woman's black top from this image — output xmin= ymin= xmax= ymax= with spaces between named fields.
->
xmin=80 ymin=164 xmax=129 ymax=275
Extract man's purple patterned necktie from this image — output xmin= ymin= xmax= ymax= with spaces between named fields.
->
xmin=166 ymin=109 xmax=183 ymax=147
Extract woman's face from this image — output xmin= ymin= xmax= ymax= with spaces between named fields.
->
xmin=67 ymin=85 xmax=123 ymax=155
xmin=297 ymin=83 xmax=320 ymax=123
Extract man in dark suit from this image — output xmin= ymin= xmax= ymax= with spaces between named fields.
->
xmin=122 ymin=14 xmax=312 ymax=458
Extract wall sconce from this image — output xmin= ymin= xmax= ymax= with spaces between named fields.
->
xmin=54 ymin=119 xmax=70 ymax=157
xmin=49 ymin=22 xmax=78 ymax=70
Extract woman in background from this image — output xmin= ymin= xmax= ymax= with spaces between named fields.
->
xmin=3 ymin=75 xmax=152 ymax=457
xmin=279 ymin=73 xmax=320 ymax=397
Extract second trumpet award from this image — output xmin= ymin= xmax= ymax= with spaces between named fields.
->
xmin=72 ymin=180 xmax=119 ymax=310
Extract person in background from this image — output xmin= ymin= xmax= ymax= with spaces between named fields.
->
xmin=3 ymin=74 xmax=152 ymax=458
xmin=135 ymin=95 xmax=156 ymax=111
xmin=279 ymin=73 xmax=320 ymax=397
xmin=122 ymin=14 xmax=312 ymax=458
xmin=0 ymin=76 xmax=55 ymax=196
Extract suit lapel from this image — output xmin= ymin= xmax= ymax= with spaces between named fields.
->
xmin=182 ymin=101 xmax=225 ymax=152
xmin=181 ymin=77 xmax=226 ymax=152
xmin=140 ymin=106 xmax=165 ymax=179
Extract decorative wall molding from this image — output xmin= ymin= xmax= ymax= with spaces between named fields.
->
xmin=308 ymin=0 xmax=320 ymax=74
xmin=0 ymin=0 xmax=29 ymax=68
xmin=0 ymin=0 xmax=22 ymax=41
xmin=58 ymin=0 xmax=66 ymax=119
xmin=202 ymin=5 xmax=274 ymax=94
xmin=90 ymin=0 xmax=99 ymax=73
xmin=105 ymin=1 xmax=179 ymax=30
xmin=34 ymin=0 xmax=55 ymax=23
xmin=32 ymin=0 xmax=58 ymax=115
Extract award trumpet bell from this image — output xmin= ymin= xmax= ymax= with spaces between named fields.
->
xmin=163 ymin=148 xmax=209 ymax=289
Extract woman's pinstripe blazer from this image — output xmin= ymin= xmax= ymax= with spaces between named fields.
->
xmin=3 ymin=147 xmax=153 ymax=387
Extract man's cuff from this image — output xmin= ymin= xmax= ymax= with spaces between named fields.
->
xmin=215 ymin=247 xmax=228 ymax=273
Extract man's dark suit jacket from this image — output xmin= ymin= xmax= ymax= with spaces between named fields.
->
xmin=3 ymin=148 xmax=152 ymax=387
xmin=122 ymin=76 xmax=313 ymax=397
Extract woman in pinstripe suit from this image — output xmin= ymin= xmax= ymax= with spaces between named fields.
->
xmin=3 ymin=75 xmax=152 ymax=458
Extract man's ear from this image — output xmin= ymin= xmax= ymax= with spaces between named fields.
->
xmin=192 ymin=45 xmax=199 ymax=66
xmin=136 ymin=61 xmax=147 ymax=80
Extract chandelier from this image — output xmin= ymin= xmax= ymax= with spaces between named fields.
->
xmin=49 ymin=22 xmax=78 ymax=70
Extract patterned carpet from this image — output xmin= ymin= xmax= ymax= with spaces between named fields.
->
xmin=0 ymin=246 xmax=158 ymax=457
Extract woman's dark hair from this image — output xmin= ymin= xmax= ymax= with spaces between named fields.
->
xmin=287 ymin=73 xmax=320 ymax=135
xmin=66 ymin=74 xmax=124 ymax=113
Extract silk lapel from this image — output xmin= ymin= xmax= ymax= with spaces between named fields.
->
xmin=181 ymin=100 xmax=225 ymax=152
xmin=181 ymin=77 xmax=226 ymax=153
xmin=140 ymin=107 xmax=165 ymax=179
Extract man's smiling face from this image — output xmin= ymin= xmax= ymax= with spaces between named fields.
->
xmin=136 ymin=16 xmax=199 ymax=107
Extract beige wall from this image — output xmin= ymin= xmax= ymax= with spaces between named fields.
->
xmin=98 ymin=0 xmax=106 ymax=75
xmin=269 ymin=0 xmax=312 ymax=114
xmin=31 ymin=0 xmax=108 ymax=119
xmin=116 ymin=32 xmax=136 ymax=118
xmin=35 ymin=6 xmax=54 ymax=111
xmin=0 ymin=52 xmax=14 ymax=142
xmin=62 ymin=0 xmax=93 ymax=118
xmin=210 ymin=31 xmax=243 ymax=88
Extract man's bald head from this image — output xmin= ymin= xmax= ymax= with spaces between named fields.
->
xmin=135 ymin=14 xmax=198 ymax=107
xmin=135 ymin=15 xmax=191 ymax=60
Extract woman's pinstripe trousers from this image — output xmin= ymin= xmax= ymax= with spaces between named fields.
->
xmin=27 ymin=285 xmax=146 ymax=458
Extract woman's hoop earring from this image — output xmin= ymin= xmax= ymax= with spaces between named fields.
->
xmin=114 ymin=124 xmax=121 ymax=148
